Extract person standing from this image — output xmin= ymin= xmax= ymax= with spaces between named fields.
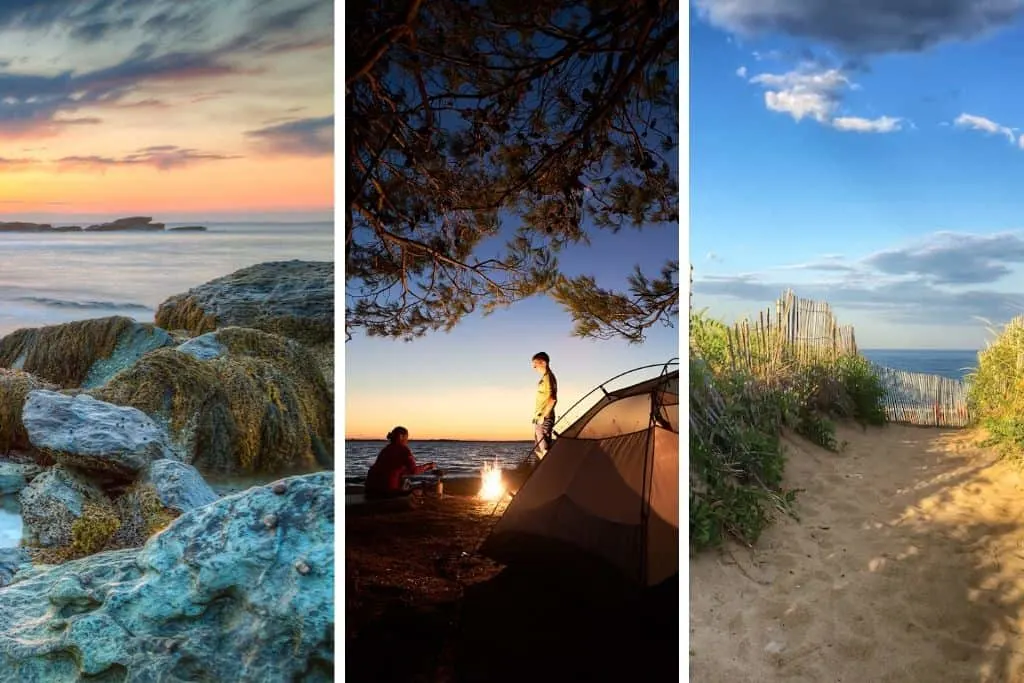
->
xmin=531 ymin=352 xmax=558 ymax=459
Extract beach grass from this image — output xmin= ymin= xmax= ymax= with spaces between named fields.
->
xmin=967 ymin=315 xmax=1024 ymax=459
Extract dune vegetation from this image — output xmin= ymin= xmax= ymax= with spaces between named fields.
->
xmin=689 ymin=309 xmax=888 ymax=551
xmin=967 ymin=315 xmax=1024 ymax=458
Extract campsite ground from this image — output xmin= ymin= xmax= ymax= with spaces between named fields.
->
xmin=690 ymin=422 xmax=1024 ymax=682
xmin=346 ymin=495 xmax=679 ymax=682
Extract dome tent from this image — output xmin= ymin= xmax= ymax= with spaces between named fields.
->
xmin=481 ymin=361 xmax=679 ymax=587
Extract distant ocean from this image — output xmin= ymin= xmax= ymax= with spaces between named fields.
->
xmin=0 ymin=221 xmax=334 ymax=337
xmin=344 ymin=440 xmax=533 ymax=483
xmin=860 ymin=349 xmax=979 ymax=381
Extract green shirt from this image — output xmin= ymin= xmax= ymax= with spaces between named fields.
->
xmin=535 ymin=370 xmax=557 ymax=416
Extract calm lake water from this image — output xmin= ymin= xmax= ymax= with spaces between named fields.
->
xmin=0 ymin=221 xmax=334 ymax=337
xmin=345 ymin=440 xmax=533 ymax=483
xmin=861 ymin=349 xmax=979 ymax=381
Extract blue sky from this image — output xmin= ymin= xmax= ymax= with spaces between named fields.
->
xmin=345 ymin=222 xmax=678 ymax=440
xmin=691 ymin=0 xmax=1024 ymax=350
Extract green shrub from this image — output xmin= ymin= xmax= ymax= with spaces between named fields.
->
xmin=689 ymin=359 xmax=796 ymax=550
xmin=836 ymin=355 xmax=888 ymax=426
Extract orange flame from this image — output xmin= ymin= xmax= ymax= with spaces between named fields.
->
xmin=479 ymin=462 xmax=505 ymax=501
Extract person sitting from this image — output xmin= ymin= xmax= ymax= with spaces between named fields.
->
xmin=365 ymin=426 xmax=435 ymax=498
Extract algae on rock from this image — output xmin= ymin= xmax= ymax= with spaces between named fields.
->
xmin=0 ymin=317 xmax=173 ymax=389
xmin=0 ymin=368 xmax=57 ymax=454
xmin=93 ymin=328 xmax=333 ymax=475
xmin=154 ymin=260 xmax=333 ymax=345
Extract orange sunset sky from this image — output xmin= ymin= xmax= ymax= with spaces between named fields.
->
xmin=0 ymin=0 xmax=332 ymax=220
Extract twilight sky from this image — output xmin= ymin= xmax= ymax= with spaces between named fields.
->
xmin=0 ymin=0 xmax=332 ymax=221
xmin=691 ymin=0 xmax=1024 ymax=350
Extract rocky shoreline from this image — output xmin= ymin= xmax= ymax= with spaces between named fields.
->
xmin=0 ymin=216 xmax=207 ymax=232
xmin=0 ymin=259 xmax=334 ymax=679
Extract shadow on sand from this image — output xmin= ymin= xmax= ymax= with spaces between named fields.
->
xmin=690 ymin=426 xmax=1024 ymax=681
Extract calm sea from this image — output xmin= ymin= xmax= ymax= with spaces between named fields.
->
xmin=0 ymin=221 xmax=334 ymax=337
xmin=344 ymin=440 xmax=533 ymax=483
xmin=860 ymin=349 xmax=979 ymax=381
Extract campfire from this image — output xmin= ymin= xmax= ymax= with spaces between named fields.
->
xmin=478 ymin=461 xmax=506 ymax=501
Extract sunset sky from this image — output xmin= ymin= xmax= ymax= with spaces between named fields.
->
xmin=0 ymin=0 xmax=332 ymax=221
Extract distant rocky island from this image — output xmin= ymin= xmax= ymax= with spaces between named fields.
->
xmin=0 ymin=217 xmax=207 ymax=233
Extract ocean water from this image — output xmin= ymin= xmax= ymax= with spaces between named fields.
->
xmin=0 ymin=496 xmax=21 ymax=548
xmin=861 ymin=349 xmax=979 ymax=381
xmin=0 ymin=221 xmax=334 ymax=337
xmin=344 ymin=440 xmax=534 ymax=483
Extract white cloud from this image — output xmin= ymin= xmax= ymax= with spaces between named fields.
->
xmin=747 ymin=65 xmax=901 ymax=133
xmin=692 ymin=231 xmax=1024 ymax=334
xmin=954 ymin=113 xmax=1017 ymax=145
xmin=749 ymin=66 xmax=849 ymax=123
xmin=832 ymin=115 xmax=903 ymax=133
xmin=736 ymin=65 xmax=748 ymax=78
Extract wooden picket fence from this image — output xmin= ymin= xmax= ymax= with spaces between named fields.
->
xmin=723 ymin=289 xmax=858 ymax=376
xmin=872 ymin=366 xmax=971 ymax=428
xmin=689 ymin=274 xmax=972 ymax=428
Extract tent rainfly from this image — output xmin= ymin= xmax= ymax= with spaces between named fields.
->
xmin=480 ymin=363 xmax=679 ymax=587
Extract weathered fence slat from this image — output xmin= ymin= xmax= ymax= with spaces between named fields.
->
xmin=872 ymin=365 xmax=971 ymax=428
xmin=714 ymin=288 xmax=972 ymax=429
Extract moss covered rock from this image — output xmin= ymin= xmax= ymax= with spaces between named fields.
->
xmin=93 ymin=327 xmax=333 ymax=475
xmin=0 ymin=368 xmax=57 ymax=454
xmin=155 ymin=260 xmax=333 ymax=346
xmin=0 ymin=317 xmax=173 ymax=389
xmin=18 ymin=466 xmax=109 ymax=549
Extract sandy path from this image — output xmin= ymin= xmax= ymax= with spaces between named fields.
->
xmin=690 ymin=423 xmax=1024 ymax=683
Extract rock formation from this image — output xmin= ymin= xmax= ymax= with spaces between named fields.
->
xmin=84 ymin=216 xmax=165 ymax=231
xmin=155 ymin=260 xmax=333 ymax=345
xmin=0 ymin=472 xmax=334 ymax=681
xmin=92 ymin=327 xmax=333 ymax=475
xmin=0 ymin=368 xmax=58 ymax=454
xmin=22 ymin=391 xmax=179 ymax=476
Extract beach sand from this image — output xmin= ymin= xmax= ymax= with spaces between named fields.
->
xmin=347 ymin=490 xmax=678 ymax=682
xmin=690 ymin=423 xmax=1024 ymax=683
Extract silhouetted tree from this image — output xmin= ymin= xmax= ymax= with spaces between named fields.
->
xmin=346 ymin=0 xmax=679 ymax=343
